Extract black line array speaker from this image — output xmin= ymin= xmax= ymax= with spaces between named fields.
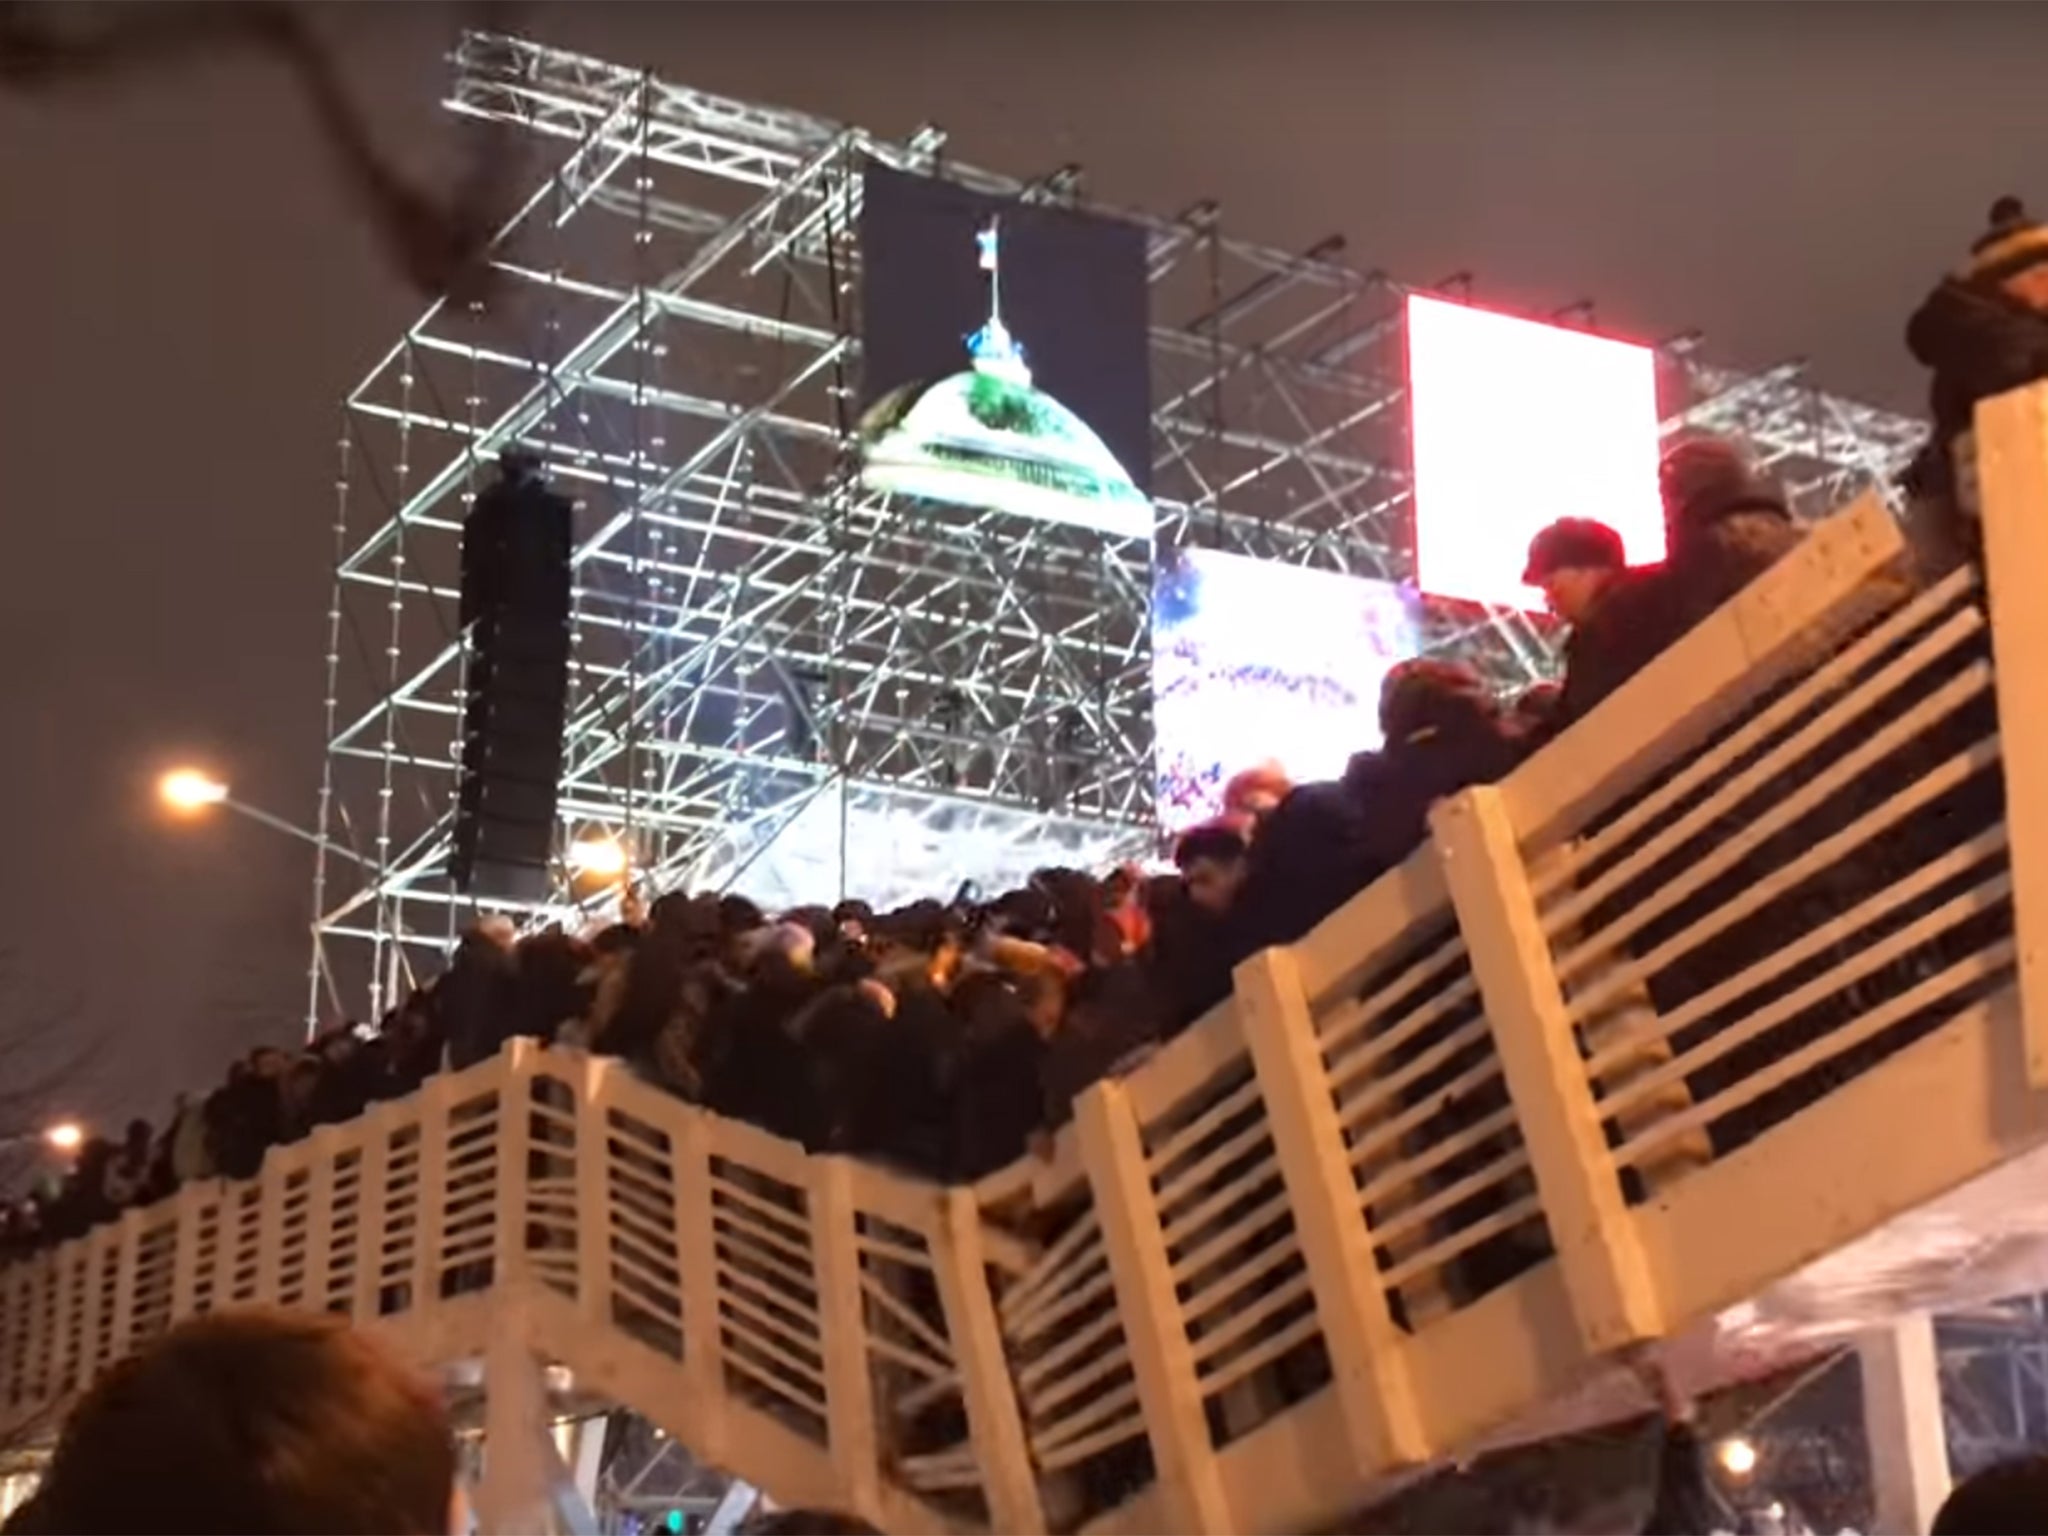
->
xmin=452 ymin=452 xmax=573 ymax=902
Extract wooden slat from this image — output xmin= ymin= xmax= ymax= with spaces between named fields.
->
xmin=1434 ymin=785 xmax=1663 ymax=1352
xmin=1545 ymin=604 xmax=1986 ymax=937
xmin=1505 ymin=492 xmax=1908 ymax=852
xmin=1533 ymin=563 xmax=1979 ymax=904
xmin=1075 ymin=1079 xmax=1234 ymax=1533
xmin=1566 ymin=741 xmax=2003 ymax=1025
xmin=1555 ymin=662 xmax=1994 ymax=988
xmin=1977 ymin=381 xmax=2048 ymax=1085
xmin=928 ymin=1187 xmax=1047 ymax=1533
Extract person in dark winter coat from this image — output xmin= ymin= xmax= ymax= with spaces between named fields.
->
xmin=1525 ymin=516 xmax=1629 ymax=629
xmin=1355 ymin=659 xmax=1524 ymax=873
xmin=1160 ymin=824 xmax=1251 ymax=1025
xmin=306 ymin=1028 xmax=373 ymax=1129
xmin=945 ymin=970 xmax=1048 ymax=1179
xmin=1659 ymin=435 xmax=1803 ymax=623
xmin=206 ymin=1050 xmax=289 ymax=1182
xmin=1556 ymin=440 xmax=1801 ymax=728
xmin=1144 ymin=871 xmax=1232 ymax=1038
xmin=1523 ymin=516 xmax=1636 ymax=738
xmin=1933 ymin=1453 xmax=2048 ymax=1535
xmin=1226 ymin=660 xmax=1520 ymax=964
xmin=1904 ymin=195 xmax=2048 ymax=571
xmin=509 ymin=930 xmax=595 ymax=1046
xmin=440 ymin=918 xmax=521 ymax=1071
xmin=1225 ymin=764 xmax=1382 ymax=959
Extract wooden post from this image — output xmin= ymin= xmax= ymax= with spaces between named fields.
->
xmin=476 ymin=1298 xmax=554 ymax=1536
xmin=168 ymin=1184 xmax=204 ymax=1324
xmin=77 ymin=1229 xmax=108 ymax=1387
xmin=575 ymin=1056 xmax=614 ymax=1327
xmin=1236 ymin=945 xmax=1430 ymax=1470
xmin=413 ymin=1075 xmax=454 ymax=1313
xmin=1975 ymin=381 xmax=2048 ymax=1086
xmin=810 ymin=1156 xmax=883 ymax=1526
xmin=254 ymin=1154 xmax=288 ymax=1306
xmin=672 ymin=1107 xmax=728 ymax=1464
xmin=211 ymin=1184 xmax=244 ymax=1312
xmin=1861 ymin=1313 xmax=1952 ymax=1536
xmin=44 ymin=1248 xmax=73 ymax=1402
xmin=106 ymin=1208 xmax=143 ymax=1363
xmin=303 ymin=1129 xmax=339 ymax=1311
xmin=353 ymin=1104 xmax=394 ymax=1322
xmin=1073 ymin=1079 xmax=1233 ymax=1535
xmin=493 ymin=1042 xmax=535 ymax=1292
xmin=1431 ymin=786 xmax=1664 ymax=1352
xmin=929 ymin=1187 xmax=1047 ymax=1534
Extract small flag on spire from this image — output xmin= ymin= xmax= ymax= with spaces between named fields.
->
xmin=977 ymin=220 xmax=999 ymax=272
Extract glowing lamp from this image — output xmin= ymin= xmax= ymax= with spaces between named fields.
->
xmin=1406 ymin=293 xmax=1663 ymax=610
xmin=569 ymin=834 xmax=630 ymax=879
xmin=43 ymin=1121 xmax=83 ymax=1154
xmin=1716 ymin=1436 xmax=1759 ymax=1478
xmin=159 ymin=768 xmax=229 ymax=813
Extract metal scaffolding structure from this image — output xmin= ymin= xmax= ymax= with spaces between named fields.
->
xmin=307 ymin=31 xmax=1929 ymax=1021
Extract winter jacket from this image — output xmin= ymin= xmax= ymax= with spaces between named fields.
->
xmin=439 ymin=934 xmax=521 ymax=1071
xmin=1907 ymin=276 xmax=2048 ymax=444
xmin=1227 ymin=775 xmax=1383 ymax=959
xmin=947 ymin=976 xmax=1047 ymax=1180
xmin=1558 ymin=498 xmax=1801 ymax=732
xmin=169 ymin=1104 xmax=213 ymax=1186
xmin=1353 ymin=709 xmax=1525 ymax=874
xmin=1555 ymin=566 xmax=1685 ymax=729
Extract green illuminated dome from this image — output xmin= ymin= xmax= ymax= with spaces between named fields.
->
xmin=857 ymin=215 xmax=1152 ymax=539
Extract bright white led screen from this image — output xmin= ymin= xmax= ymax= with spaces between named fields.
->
xmin=1152 ymin=548 xmax=1420 ymax=831
xmin=1407 ymin=294 xmax=1663 ymax=609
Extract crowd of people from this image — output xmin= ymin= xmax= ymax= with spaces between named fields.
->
xmin=9 ymin=194 xmax=2045 ymax=1271
xmin=0 ymin=411 xmax=1813 ymax=1269
xmin=4 ymin=196 xmax=2048 ymax=1536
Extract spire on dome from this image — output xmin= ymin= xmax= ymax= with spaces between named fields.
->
xmin=967 ymin=215 xmax=1031 ymax=385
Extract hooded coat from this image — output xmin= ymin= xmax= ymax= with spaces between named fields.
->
xmin=1907 ymin=276 xmax=2048 ymax=445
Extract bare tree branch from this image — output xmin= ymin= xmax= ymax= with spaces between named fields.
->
xmin=0 ymin=1 xmax=529 ymax=302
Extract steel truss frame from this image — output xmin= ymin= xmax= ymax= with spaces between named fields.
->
xmin=306 ymin=31 xmax=1928 ymax=1021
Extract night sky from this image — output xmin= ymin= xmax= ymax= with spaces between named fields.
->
xmin=2 ymin=1 xmax=2043 ymax=1141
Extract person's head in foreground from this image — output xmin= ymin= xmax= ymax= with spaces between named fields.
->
xmin=1222 ymin=761 xmax=1292 ymax=831
xmin=1931 ymin=1453 xmax=2048 ymax=1536
xmin=1522 ymin=516 xmax=1627 ymax=626
xmin=1173 ymin=821 xmax=1249 ymax=918
xmin=13 ymin=1308 xmax=456 ymax=1535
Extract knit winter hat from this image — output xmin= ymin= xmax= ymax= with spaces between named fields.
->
xmin=1658 ymin=435 xmax=1787 ymax=536
xmin=1963 ymin=196 xmax=2048 ymax=286
xmin=1522 ymin=517 xmax=1626 ymax=584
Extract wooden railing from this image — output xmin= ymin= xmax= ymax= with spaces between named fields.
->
xmin=7 ymin=384 xmax=2048 ymax=1533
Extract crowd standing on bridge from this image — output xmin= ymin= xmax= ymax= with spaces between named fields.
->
xmin=8 ymin=200 xmax=2047 ymax=1269
xmin=8 ymin=198 xmax=2048 ymax=1536
xmin=0 ymin=411 xmax=1810 ymax=1270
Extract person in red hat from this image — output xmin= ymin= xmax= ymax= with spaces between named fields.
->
xmin=1220 ymin=761 xmax=1292 ymax=843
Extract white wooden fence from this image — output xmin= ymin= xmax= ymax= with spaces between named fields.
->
xmin=8 ymin=383 xmax=2048 ymax=1533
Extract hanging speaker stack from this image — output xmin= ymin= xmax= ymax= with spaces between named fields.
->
xmin=451 ymin=451 xmax=572 ymax=902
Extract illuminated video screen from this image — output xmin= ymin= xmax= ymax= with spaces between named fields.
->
xmin=1407 ymin=294 xmax=1663 ymax=609
xmin=858 ymin=163 xmax=1153 ymax=540
xmin=1152 ymin=548 xmax=1421 ymax=830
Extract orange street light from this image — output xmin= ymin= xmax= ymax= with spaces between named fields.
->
xmin=158 ymin=768 xmax=229 ymax=813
